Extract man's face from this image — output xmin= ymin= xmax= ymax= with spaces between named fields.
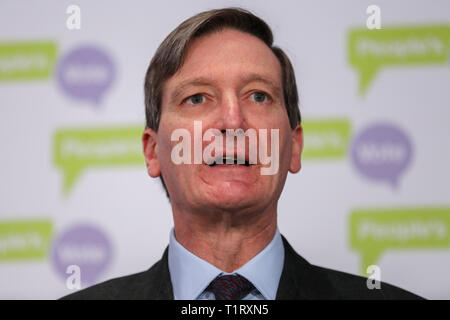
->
xmin=143 ymin=28 xmax=303 ymax=213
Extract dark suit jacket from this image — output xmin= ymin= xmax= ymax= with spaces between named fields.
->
xmin=61 ymin=235 xmax=423 ymax=300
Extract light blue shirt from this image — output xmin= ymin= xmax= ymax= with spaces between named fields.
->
xmin=168 ymin=227 xmax=284 ymax=300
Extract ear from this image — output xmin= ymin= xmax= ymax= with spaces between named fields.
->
xmin=289 ymin=124 xmax=303 ymax=173
xmin=142 ymin=128 xmax=161 ymax=178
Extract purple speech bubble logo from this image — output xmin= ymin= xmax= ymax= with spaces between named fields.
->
xmin=351 ymin=123 xmax=413 ymax=187
xmin=51 ymin=224 xmax=112 ymax=286
xmin=57 ymin=45 xmax=115 ymax=105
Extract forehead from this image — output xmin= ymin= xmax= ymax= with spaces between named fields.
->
xmin=164 ymin=28 xmax=282 ymax=92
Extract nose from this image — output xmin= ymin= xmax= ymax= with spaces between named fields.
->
xmin=218 ymin=92 xmax=246 ymax=131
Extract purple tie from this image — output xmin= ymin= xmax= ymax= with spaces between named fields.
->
xmin=206 ymin=274 xmax=255 ymax=300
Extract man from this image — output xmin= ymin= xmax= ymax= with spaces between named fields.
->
xmin=63 ymin=7 xmax=421 ymax=300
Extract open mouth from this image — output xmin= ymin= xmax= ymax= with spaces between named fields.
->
xmin=208 ymin=157 xmax=251 ymax=167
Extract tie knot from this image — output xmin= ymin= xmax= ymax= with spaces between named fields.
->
xmin=206 ymin=274 xmax=255 ymax=300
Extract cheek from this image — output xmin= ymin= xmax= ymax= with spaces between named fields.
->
xmin=269 ymin=123 xmax=292 ymax=176
xmin=156 ymin=123 xmax=197 ymax=177
xmin=268 ymin=115 xmax=292 ymax=156
xmin=156 ymin=133 xmax=172 ymax=164
xmin=281 ymin=133 xmax=294 ymax=169
xmin=155 ymin=124 xmax=178 ymax=173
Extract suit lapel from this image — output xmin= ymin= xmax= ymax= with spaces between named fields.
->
xmin=142 ymin=247 xmax=174 ymax=299
xmin=276 ymin=235 xmax=339 ymax=299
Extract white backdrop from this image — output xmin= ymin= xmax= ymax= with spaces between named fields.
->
xmin=0 ymin=0 xmax=449 ymax=299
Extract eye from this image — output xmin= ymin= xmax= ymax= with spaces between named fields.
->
xmin=250 ymin=92 xmax=268 ymax=103
xmin=185 ymin=93 xmax=205 ymax=105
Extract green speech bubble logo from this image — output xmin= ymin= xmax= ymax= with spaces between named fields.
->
xmin=302 ymin=119 xmax=351 ymax=160
xmin=348 ymin=25 xmax=450 ymax=95
xmin=53 ymin=126 xmax=144 ymax=195
xmin=0 ymin=41 xmax=57 ymax=81
xmin=0 ymin=219 xmax=53 ymax=261
xmin=350 ymin=207 xmax=450 ymax=274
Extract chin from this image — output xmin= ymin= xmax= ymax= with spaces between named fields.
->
xmin=202 ymin=183 xmax=263 ymax=211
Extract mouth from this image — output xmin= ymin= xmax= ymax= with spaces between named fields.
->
xmin=207 ymin=156 xmax=251 ymax=167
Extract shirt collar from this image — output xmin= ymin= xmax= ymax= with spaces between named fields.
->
xmin=168 ymin=227 xmax=284 ymax=300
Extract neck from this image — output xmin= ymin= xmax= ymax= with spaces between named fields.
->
xmin=172 ymin=203 xmax=277 ymax=273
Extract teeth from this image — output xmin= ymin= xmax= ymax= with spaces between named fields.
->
xmin=208 ymin=156 xmax=250 ymax=166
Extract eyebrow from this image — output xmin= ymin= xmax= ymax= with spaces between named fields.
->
xmin=169 ymin=73 xmax=283 ymax=104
